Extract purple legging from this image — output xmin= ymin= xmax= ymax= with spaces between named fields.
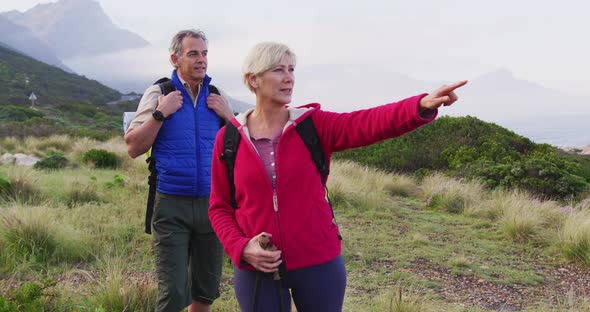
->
xmin=233 ymin=256 xmax=346 ymax=312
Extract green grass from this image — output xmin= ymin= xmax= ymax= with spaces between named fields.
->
xmin=1 ymin=136 xmax=590 ymax=311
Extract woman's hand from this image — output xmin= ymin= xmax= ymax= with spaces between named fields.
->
xmin=419 ymin=80 xmax=468 ymax=112
xmin=241 ymin=232 xmax=282 ymax=273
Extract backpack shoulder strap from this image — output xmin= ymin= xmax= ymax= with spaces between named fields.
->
xmin=208 ymin=84 xmax=220 ymax=95
xmin=295 ymin=116 xmax=329 ymax=185
xmin=219 ymin=122 xmax=241 ymax=209
xmin=208 ymin=84 xmax=228 ymax=127
xmin=144 ymin=156 xmax=157 ymax=234
xmin=154 ymin=77 xmax=176 ymax=95
xmin=295 ymin=115 xmax=342 ymax=240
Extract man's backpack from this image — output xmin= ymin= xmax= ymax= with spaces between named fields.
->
xmin=219 ymin=116 xmax=342 ymax=240
xmin=144 ymin=78 xmax=221 ymax=234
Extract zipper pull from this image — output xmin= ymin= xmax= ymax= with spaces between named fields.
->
xmin=273 ymin=194 xmax=278 ymax=212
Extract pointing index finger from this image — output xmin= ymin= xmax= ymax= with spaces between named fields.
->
xmin=437 ymin=80 xmax=468 ymax=95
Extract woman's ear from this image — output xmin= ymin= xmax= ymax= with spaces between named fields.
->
xmin=247 ymin=74 xmax=259 ymax=90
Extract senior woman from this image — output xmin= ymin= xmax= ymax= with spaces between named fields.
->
xmin=209 ymin=42 xmax=467 ymax=312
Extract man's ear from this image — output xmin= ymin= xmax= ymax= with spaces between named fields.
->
xmin=170 ymin=54 xmax=179 ymax=68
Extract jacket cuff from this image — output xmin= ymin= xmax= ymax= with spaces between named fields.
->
xmin=415 ymin=93 xmax=437 ymax=122
xmin=231 ymin=238 xmax=252 ymax=269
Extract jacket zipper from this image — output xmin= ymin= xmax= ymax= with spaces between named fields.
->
xmin=192 ymin=83 xmax=206 ymax=195
xmin=273 ymin=132 xmax=288 ymax=270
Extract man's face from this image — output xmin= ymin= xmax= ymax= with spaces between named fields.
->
xmin=172 ymin=36 xmax=208 ymax=84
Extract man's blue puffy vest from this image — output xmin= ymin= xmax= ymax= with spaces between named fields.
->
xmin=151 ymin=70 xmax=222 ymax=197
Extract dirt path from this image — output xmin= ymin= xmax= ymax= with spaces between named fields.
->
xmin=404 ymin=258 xmax=590 ymax=310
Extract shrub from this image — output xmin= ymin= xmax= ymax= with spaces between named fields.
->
xmin=0 ymin=105 xmax=43 ymax=122
xmin=82 ymin=149 xmax=119 ymax=169
xmin=33 ymin=152 xmax=69 ymax=170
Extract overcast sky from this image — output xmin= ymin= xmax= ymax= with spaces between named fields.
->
xmin=2 ymin=0 xmax=589 ymax=111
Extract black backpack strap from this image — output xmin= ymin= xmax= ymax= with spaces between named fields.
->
xmin=208 ymin=84 xmax=220 ymax=95
xmin=296 ymin=116 xmax=342 ymax=240
xmin=142 ymin=77 xmax=173 ymax=235
xmin=154 ymin=77 xmax=176 ymax=95
xmin=219 ymin=123 xmax=241 ymax=209
xmin=145 ymin=156 xmax=157 ymax=234
xmin=208 ymin=84 xmax=228 ymax=128
xmin=296 ymin=117 xmax=330 ymax=184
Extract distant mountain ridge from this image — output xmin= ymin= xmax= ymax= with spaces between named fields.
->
xmin=440 ymin=68 xmax=590 ymax=147
xmin=0 ymin=15 xmax=71 ymax=72
xmin=447 ymin=68 xmax=590 ymax=120
xmin=1 ymin=0 xmax=148 ymax=59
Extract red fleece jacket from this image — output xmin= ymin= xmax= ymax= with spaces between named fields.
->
xmin=209 ymin=94 xmax=435 ymax=271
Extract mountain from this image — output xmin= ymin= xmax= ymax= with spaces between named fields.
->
xmin=0 ymin=15 xmax=72 ymax=72
xmin=442 ymin=69 xmax=590 ymax=147
xmin=1 ymin=0 xmax=148 ymax=59
xmin=0 ymin=44 xmax=120 ymax=107
xmin=446 ymin=68 xmax=590 ymax=120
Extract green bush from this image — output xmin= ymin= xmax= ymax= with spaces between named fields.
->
xmin=474 ymin=155 xmax=589 ymax=200
xmin=0 ymin=105 xmax=43 ymax=122
xmin=82 ymin=149 xmax=119 ymax=169
xmin=33 ymin=152 xmax=68 ymax=170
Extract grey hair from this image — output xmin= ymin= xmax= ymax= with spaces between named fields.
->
xmin=242 ymin=42 xmax=296 ymax=93
xmin=169 ymin=29 xmax=208 ymax=57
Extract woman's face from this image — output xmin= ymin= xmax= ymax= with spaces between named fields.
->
xmin=253 ymin=55 xmax=295 ymax=105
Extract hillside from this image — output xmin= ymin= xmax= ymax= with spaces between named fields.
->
xmin=335 ymin=115 xmax=590 ymax=200
xmin=0 ymin=45 xmax=128 ymax=139
xmin=0 ymin=44 xmax=120 ymax=107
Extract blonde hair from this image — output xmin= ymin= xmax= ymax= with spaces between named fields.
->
xmin=242 ymin=42 xmax=297 ymax=93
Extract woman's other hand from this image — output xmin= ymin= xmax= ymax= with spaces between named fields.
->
xmin=419 ymin=80 xmax=468 ymax=113
xmin=241 ymin=232 xmax=283 ymax=272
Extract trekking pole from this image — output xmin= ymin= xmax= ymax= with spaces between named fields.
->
xmin=253 ymin=234 xmax=285 ymax=312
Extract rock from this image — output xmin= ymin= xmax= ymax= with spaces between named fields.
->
xmin=14 ymin=153 xmax=39 ymax=166
xmin=0 ymin=153 xmax=15 ymax=165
